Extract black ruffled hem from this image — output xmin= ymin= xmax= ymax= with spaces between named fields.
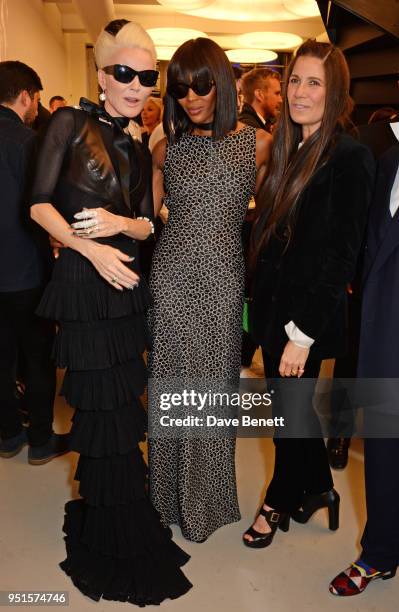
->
xmin=70 ymin=402 xmax=147 ymax=457
xmin=37 ymin=280 xmax=152 ymax=322
xmin=61 ymin=359 xmax=147 ymax=411
xmin=75 ymin=450 xmax=148 ymax=506
xmin=54 ymin=315 xmax=150 ymax=370
xmin=60 ymin=499 xmax=192 ymax=606
xmin=36 ymin=243 xmax=152 ymax=323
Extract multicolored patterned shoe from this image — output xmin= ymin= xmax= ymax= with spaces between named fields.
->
xmin=329 ymin=559 xmax=397 ymax=596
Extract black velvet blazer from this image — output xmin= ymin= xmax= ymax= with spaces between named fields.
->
xmin=239 ymin=103 xmax=272 ymax=133
xmin=250 ymin=132 xmax=376 ymax=360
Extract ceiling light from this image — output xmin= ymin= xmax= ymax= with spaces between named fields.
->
xmin=238 ymin=31 xmax=303 ymax=50
xmin=168 ymin=0 xmax=303 ymax=21
xmin=226 ymin=49 xmax=278 ymax=64
xmin=147 ymin=27 xmax=208 ymax=47
xmin=156 ymin=46 xmax=178 ymax=61
xmin=283 ymin=0 xmax=320 ymax=18
xmin=157 ymin=1 xmax=215 ymax=10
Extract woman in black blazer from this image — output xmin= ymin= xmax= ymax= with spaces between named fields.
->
xmin=243 ymin=40 xmax=375 ymax=548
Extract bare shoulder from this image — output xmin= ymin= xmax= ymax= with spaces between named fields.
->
xmin=256 ymin=129 xmax=272 ymax=149
xmin=152 ymin=137 xmax=167 ymax=170
xmin=256 ymin=129 xmax=272 ymax=165
xmin=235 ymin=120 xmax=248 ymax=132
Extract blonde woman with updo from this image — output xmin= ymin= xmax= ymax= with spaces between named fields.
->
xmin=141 ymin=96 xmax=163 ymax=148
xmin=30 ymin=19 xmax=191 ymax=605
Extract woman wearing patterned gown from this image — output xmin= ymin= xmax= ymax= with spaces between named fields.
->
xmin=148 ymin=38 xmax=271 ymax=543
xmin=30 ymin=20 xmax=191 ymax=605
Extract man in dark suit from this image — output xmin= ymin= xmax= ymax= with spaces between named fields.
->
xmin=327 ymin=117 xmax=399 ymax=469
xmin=330 ymin=121 xmax=399 ymax=596
xmin=239 ymin=67 xmax=282 ymax=134
xmin=239 ymin=69 xmax=282 ymax=371
xmin=0 ymin=61 xmax=68 ymax=465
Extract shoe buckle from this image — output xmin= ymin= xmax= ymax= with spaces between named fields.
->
xmin=270 ymin=512 xmax=280 ymax=523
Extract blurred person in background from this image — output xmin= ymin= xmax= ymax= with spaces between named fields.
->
xmin=240 ymin=67 xmax=282 ymax=133
xmin=141 ymin=96 xmax=162 ymax=148
xmin=0 ymin=60 xmax=60 ymax=465
xmin=49 ymin=95 xmax=67 ymax=113
xmin=239 ymin=68 xmax=282 ymax=373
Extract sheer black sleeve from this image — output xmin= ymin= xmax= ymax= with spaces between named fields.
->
xmin=30 ymin=107 xmax=75 ymax=205
xmin=133 ymin=140 xmax=154 ymax=221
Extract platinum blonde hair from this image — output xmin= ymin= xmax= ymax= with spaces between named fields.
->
xmin=94 ymin=22 xmax=157 ymax=69
xmin=143 ymin=96 xmax=163 ymax=119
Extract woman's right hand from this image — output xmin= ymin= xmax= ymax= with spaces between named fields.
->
xmin=80 ymin=241 xmax=139 ymax=291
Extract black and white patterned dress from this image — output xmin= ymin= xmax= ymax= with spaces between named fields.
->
xmin=148 ymin=126 xmax=257 ymax=542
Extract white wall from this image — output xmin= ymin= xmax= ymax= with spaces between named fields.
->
xmin=1 ymin=0 xmax=81 ymax=108
xmin=65 ymin=32 xmax=91 ymax=107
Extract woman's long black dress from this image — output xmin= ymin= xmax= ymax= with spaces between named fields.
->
xmin=30 ymin=100 xmax=192 ymax=605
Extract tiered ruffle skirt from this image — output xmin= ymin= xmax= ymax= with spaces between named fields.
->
xmin=37 ymin=245 xmax=192 ymax=605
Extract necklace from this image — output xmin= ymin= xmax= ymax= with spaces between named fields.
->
xmin=195 ymin=121 xmax=214 ymax=131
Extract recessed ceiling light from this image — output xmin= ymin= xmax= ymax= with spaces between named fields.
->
xmin=147 ymin=28 xmax=208 ymax=47
xmin=156 ymin=46 xmax=178 ymax=61
xmin=157 ymin=0 xmax=214 ymax=10
xmin=238 ymin=31 xmax=303 ymax=50
xmin=164 ymin=0 xmax=306 ymax=21
xmin=226 ymin=49 xmax=278 ymax=64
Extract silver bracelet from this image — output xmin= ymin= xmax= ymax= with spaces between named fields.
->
xmin=136 ymin=216 xmax=155 ymax=234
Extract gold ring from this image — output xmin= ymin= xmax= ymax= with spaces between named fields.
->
xmin=111 ymin=277 xmax=117 ymax=284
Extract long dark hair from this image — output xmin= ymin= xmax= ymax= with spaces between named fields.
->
xmin=252 ymin=40 xmax=354 ymax=259
xmin=163 ymin=38 xmax=237 ymax=143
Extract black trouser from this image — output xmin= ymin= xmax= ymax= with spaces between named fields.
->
xmin=0 ymin=287 xmax=55 ymax=446
xmin=328 ymin=293 xmax=360 ymax=438
xmin=241 ymin=330 xmax=258 ymax=367
xmin=262 ymin=349 xmax=333 ymax=513
xmin=361 ymin=438 xmax=399 ymax=571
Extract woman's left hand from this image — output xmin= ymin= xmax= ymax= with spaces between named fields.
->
xmin=71 ymin=208 xmax=126 ymax=239
xmin=279 ymin=340 xmax=310 ymax=377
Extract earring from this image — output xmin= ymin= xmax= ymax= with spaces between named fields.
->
xmin=99 ymin=91 xmax=106 ymax=102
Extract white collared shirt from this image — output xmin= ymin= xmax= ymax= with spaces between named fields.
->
xmin=256 ymin=111 xmax=266 ymax=126
xmin=389 ymin=122 xmax=399 ymax=217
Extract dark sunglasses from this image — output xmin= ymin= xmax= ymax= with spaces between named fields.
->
xmin=103 ymin=64 xmax=159 ymax=87
xmin=167 ymin=76 xmax=215 ymax=99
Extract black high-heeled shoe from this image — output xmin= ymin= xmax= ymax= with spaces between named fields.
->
xmin=243 ymin=507 xmax=290 ymax=548
xmin=291 ymin=489 xmax=340 ymax=531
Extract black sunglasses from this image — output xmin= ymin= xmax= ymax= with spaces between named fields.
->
xmin=103 ymin=64 xmax=159 ymax=87
xmin=167 ymin=76 xmax=215 ymax=99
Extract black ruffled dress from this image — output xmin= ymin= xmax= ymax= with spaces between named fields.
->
xmin=30 ymin=99 xmax=192 ymax=605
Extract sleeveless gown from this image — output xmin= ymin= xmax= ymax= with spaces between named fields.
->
xmin=148 ymin=126 xmax=257 ymax=542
